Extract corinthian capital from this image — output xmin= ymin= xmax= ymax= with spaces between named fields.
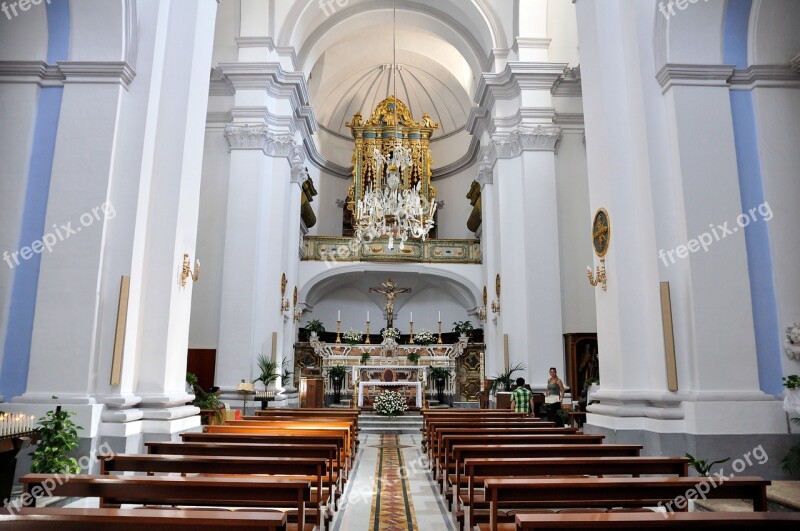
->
xmin=224 ymin=124 xmax=269 ymax=150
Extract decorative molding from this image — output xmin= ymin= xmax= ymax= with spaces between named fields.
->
xmin=224 ymin=124 xmax=270 ymax=150
xmin=491 ymin=125 xmax=562 ymax=157
xmin=289 ymin=145 xmax=308 ymax=185
xmin=58 ymin=62 xmax=136 ymax=87
xmin=552 ymin=66 xmax=582 ymax=97
xmin=474 ymin=62 xmax=570 ymax=110
xmin=513 ymin=37 xmax=552 ymax=53
xmin=729 ymin=65 xmax=800 ymax=90
xmin=0 ymin=60 xmax=136 ymax=88
xmin=656 ymin=64 xmax=735 ymax=93
xmin=475 ymin=145 xmax=495 ymax=186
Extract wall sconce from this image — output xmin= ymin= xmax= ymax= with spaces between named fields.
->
xmin=491 ymin=274 xmax=501 ymax=314
xmin=280 ymin=273 xmax=289 ymax=314
xmin=477 ymin=286 xmax=488 ymax=321
xmin=180 ymin=253 xmax=200 ymax=287
xmin=587 ymin=258 xmax=608 ymax=291
xmin=587 ymin=208 xmax=610 ymax=292
xmin=292 ymin=287 xmax=302 ymax=321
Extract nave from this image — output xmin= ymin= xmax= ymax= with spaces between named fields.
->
xmin=4 ymin=408 xmax=800 ymax=530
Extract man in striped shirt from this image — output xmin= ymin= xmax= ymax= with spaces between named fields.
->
xmin=510 ymin=377 xmax=534 ymax=416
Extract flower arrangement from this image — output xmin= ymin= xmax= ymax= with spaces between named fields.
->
xmin=373 ymin=390 xmax=409 ymax=417
xmin=414 ymin=329 xmax=436 ymax=345
xmin=381 ymin=328 xmax=400 ymax=341
xmin=343 ymin=328 xmax=364 ymax=345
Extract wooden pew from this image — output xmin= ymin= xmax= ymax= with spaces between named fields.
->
xmin=482 ymin=476 xmax=771 ymax=531
xmin=21 ymin=474 xmax=311 ymax=531
xmin=98 ymin=454 xmax=330 ymax=528
xmin=204 ymin=425 xmax=353 ymax=466
xmin=229 ymin=419 xmax=359 ymax=451
xmin=0 ymin=507 xmax=288 ymax=530
xmin=145 ymin=441 xmax=342 ymax=506
xmin=422 ymin=419 xmax=555 ymax=453
xmin=432 ymin=427 xmax=576 ymax=469
xmin=437 ymin=433 xmax=601 ymax=489
xmin=462 ymin=457 xmax=689 ymax=530
xmin=182 ymin=431 xmax=350 ymax=476
xmin=515 ymin=511 xmax=800 ymax=530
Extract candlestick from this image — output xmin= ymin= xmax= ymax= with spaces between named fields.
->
xmin=437 ymin=319 xmax=443 ymax=344
xmin=438 ymin=310 xmax=441 ymax=322
xmin=409 ymin=320 xmax=415 ymax=344
xmin=335 ymin=319 xmax=342 ymax=343
xmin=365 ymin=319 xmax=371 ymax=344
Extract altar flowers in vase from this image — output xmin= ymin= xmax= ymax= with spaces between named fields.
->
xmin=343 ymin=328 xmax=364 ymax=345
xmin=413 ymin=329 xmax=435 ymax=346
xmin=381 ymin=327 xmax=400 ymax=345
xmin=374 ymin=390 xmax=409 ymax=417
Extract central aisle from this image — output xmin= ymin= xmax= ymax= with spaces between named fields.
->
xmin=333 ymin=433 xmax=455 ymax=531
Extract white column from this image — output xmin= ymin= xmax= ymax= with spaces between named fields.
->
xmin=132 ymin=0 xmax=218 ymax=434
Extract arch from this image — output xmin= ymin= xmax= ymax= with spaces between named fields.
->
xmin=68 ymin=0 xmax=136 ymax=63
xmin=749 ymin=0 xmax=800 ymax=66
xmin=652 ymin=0 xmax=728 ymax=69
xmin=298 ymin=263 xmax=482 ymax=311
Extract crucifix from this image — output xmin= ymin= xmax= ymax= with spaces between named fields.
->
xmin=369 ymin=278 xmax=411 ymax=329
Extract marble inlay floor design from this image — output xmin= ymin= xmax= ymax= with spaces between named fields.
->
xmin=368 ymin=434 xmax=418 ymax=531
xmin=333 ymin=433 xmax=455 ymax=531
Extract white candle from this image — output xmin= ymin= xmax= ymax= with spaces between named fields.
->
xmin=438 ymin=311 xmax=441 ymax=322
xmin=410 ymin=312 xmax=413 ymax=322
xmin=338 ymin=310 xmax=341 ymax=321
xmin=367 ymin=311 xmax=370 ymax=322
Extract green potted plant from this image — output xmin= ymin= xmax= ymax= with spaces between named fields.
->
xmin=685 ymin=453 xmax=730 ymax=477
xmin=253 ymin=354 xmax=279 ymax=389
xmin=281 ymin=358 xmax=295 ymax=390
xmin=428 ymin=366 xmax=452 ymax=404
xmin=327 ymin=365 xmax=348 ymax=403
xmin=302 ymin=319 xmax=325 ymax=342
xmin=452 ymin=320 xmax=474 ymax=340
xmin=360 ymin=351 xmax=372 ymax=365
xmin=781 ymin=376 xmax=800 ymax=477
xmin=187 ymin=372 xmax=223 ymax=425
xmin=406 ymin=351 xmax=421 ymax=364
xmin=489 ymin=363 xmax=527 ymax=395
xmin=30 ymin=405 xmax=82 ymax=475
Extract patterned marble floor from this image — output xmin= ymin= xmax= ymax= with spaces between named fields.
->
xmin=333 ymin=433 xmax=455 ymax=531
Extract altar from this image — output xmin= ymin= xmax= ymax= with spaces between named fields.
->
xmin=354 ymin=365 xmax=425 ymax=408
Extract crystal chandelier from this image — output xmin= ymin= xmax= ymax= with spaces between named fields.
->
xmin=353 ymin=0 xmax=437 ymax=250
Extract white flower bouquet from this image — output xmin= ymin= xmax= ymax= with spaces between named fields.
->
xmin=343 ymin=328 xmax=364 ymax=345
xmin=414 ymin=329 xmax=436 ymax=345
xmin=374 ymin=390 xmax=409 ymax=417
xmin=382 ymin=328 xmax=400 ymax=340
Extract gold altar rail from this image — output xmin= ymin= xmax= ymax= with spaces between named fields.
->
xmin=302 ymin=236 xmax=482 ymax=264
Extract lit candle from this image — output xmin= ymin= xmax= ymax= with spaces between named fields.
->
xmin=338 ymin=310 xmax=341 ymax=321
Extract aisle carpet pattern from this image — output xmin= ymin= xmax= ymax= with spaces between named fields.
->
xmin=368 ymin=434 xmax=419 ymax=530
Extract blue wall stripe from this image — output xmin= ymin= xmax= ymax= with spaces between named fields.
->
xmin=0 ymin=0 xmax=69 ymax=398
xmin=724 ymin=0 xmax=783 ymax=395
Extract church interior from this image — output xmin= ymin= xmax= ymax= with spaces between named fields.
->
xmin=0 ymin=0 xmax=799 ymax=528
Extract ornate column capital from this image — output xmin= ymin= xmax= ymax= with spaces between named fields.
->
xmin=491 ymin=125 xmax=562 ymax=157
xmin=289 ymin=144 xmax=308 ymax=185
xmin=224 ymin=123 xmax=299 ymax=158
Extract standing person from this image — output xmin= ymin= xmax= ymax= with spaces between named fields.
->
xmin=510 ymin=377 xmax=534 ymax=416
xmin=545 ymin=367 xmax=566 ymax=425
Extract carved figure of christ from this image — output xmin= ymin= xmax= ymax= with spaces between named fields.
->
xmin=369 ymin=278 xmax=411 ymax=329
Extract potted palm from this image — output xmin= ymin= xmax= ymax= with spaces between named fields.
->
xmin=303 ymin=319 xmax=325 ymax=341
xmin=327 ymin=365 xmax=348 ymax=404
xmin=428 ymin=366 xmax=452 ymax=404
xmin=489 ymin=363 xmax=526 ymax=395
xmin=254 ymin=354 xmax=279 ymax=390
